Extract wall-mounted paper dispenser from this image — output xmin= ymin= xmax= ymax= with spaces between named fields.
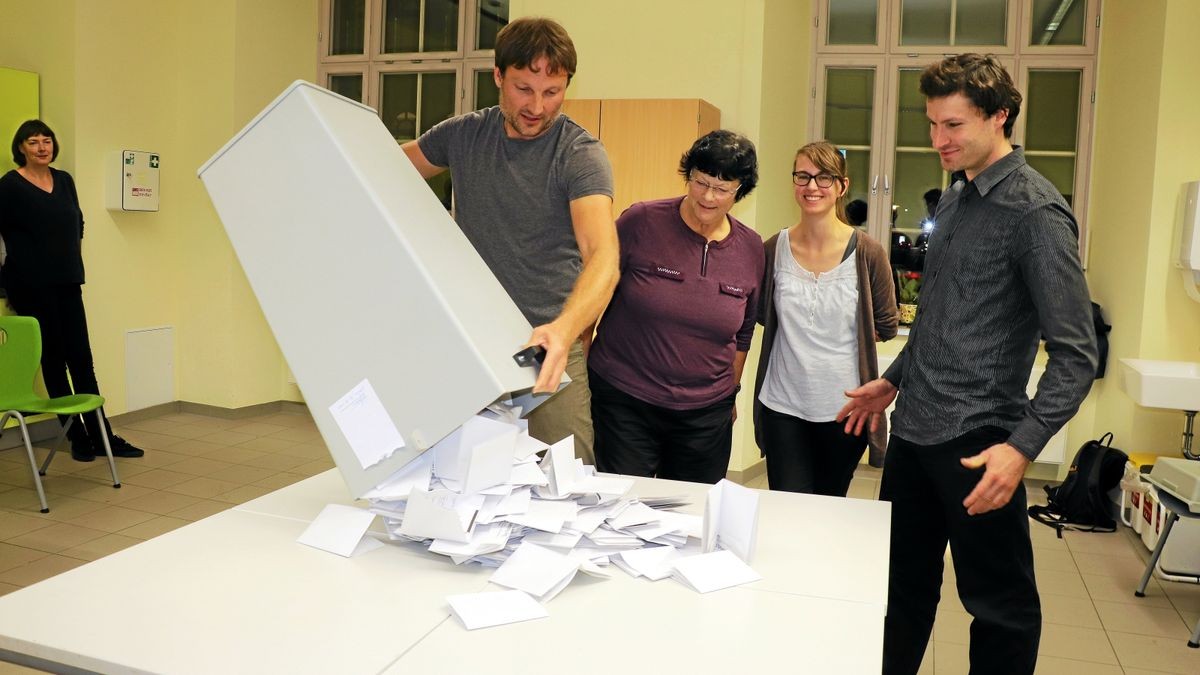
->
xmin=1181 ymin=181 xmax=1200 ymax=302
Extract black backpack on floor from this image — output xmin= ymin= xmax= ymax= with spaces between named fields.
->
xmin=1028 ymin=433 xmax=1128 ymax=538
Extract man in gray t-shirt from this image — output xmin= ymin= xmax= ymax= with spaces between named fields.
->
xmin=402 ymin=17 xmax=617 ymax=462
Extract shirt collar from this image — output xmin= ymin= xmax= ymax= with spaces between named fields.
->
xmin=954 ymin=146 xmax=1026 ymax=197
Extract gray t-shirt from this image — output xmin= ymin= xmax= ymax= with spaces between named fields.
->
xmin=417 ymin=106 xmax=614 ymax=326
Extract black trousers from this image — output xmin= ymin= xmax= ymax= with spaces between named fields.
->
xmin=880 ymin=427 xmax=1040 ymax=675
xmin=589 ymin=368 xmax=734 ymax=484
xmin=5 ymin=283 xmax=107 ymax=443
xmin=759 ymin=404 xmax=866 ymax=496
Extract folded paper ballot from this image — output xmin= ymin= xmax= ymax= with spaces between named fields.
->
xmin=703 ymin=479 xmax=760 ymax=563
xmin=446 ymin=590 xmax=549 ymax=630
xmin=671 ymin=549 xmax=762 ymax=593
xmin=489 ymin=541 xmax=581 ymax=601
xmin=297 ymin=504 xmax=383 ymax=557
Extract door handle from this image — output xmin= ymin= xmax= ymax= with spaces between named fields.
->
xmin=871 ymin=174 xmax=879 ymax=197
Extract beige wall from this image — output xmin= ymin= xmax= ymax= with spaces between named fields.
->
xmin=0 ymin=0 xmax=314 ymax=413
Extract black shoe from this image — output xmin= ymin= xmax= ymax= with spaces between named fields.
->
xmin=97 ymin=435 xmax=145 ymax=458
xmin=71 ymin=435 xmax=96 ymax=462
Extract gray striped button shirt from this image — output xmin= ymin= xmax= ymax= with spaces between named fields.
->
xmin=882 ymin=148 xmax=1097 ymax=460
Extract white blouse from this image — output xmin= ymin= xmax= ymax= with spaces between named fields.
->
xmin=758 ymin=229 xmax=860 ymax=422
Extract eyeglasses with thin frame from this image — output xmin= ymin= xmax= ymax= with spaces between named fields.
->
xmin=792 ymin=171 xmax=840 ymax=188
xmin=688 ymin=173 xmax=739 ymax=199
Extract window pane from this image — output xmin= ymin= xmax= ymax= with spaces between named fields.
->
xmin=1030 ymin=0 xmax=1087 ymax=46
xmin=895 ymin=69 xmax=928 ymax=148
xmin=900 ymin=0 xmax=951 ymax=46
xmin=891 ymin=151 xmax=945 ymax=272
xmin=420 ymin=72 xmax=457 ymax=135
xmin=423 ymin=0 xmax=459 ymax=52
xmin=476 ymin=0 xmax=509 ymax=50
xmin=843 ymin=149 xmax=872 ymax=227
xmin=827 ymin=0 xmax=878 ymax=46
xmin=380 ymin=73 xmax=419 ymax=141
xmin=955 ymin=0 xmax=1006 ymax=45
xmin=824 ymin=68 xmax=875 ymax=148
xmin=1025 ymin=70 xmax=1081 ymax=152
xmin=330 ymin=0 xmax=366 ymax=55
xmin=1026 ymin=155 xmax=1076 ymax=206
xmin=328 ymin=74 xmax=364 ymax=102
xmin=383 ymin=0 xmax=421 ymax=53
xmin=475 ymin=70 xmax=499 ymax=109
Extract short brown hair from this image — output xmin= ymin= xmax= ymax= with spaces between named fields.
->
xmin=494 ymin=17 xmax=577 ymax=82
xmin=920 ymin=54 xmax=1022 ymax=138
xmin=795 ymin=141 xmax=850 ymax=223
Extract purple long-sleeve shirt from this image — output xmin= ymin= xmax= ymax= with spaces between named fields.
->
xmin=588 ymin=197 xmax=764 ymax=410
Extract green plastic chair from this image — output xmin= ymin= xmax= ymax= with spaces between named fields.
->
xmin=0 ymin=315 xmax=120 ymax=513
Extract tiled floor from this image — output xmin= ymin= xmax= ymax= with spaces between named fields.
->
xmin=0 ymin=409 xmax=1197 ymax=674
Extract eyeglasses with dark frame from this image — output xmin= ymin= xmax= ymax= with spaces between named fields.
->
xmin=792 ymin=171 xmax=840 ymax=188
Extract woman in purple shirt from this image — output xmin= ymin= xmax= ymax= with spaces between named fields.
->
xmin=587 ymin=130 xmax=763 ymax=483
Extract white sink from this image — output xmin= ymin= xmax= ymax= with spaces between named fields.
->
xmin=1120 ymin=359 xmax=1200 ymax=411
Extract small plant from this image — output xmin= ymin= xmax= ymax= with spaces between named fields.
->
xmin=899 ymin=270 xmax=921 ymax=305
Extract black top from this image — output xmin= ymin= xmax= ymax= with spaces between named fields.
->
xmin=882 ymin=147 xmax=1097 ymax=460
xmin=0 ymin=167 xmax=86 ymax=287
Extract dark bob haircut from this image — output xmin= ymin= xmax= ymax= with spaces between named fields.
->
xmin=919 ymin=54 xmax=1022 ymax=138
xmin=11 ymin=119 xmax=59 ymax=167
xmin=495 ymin=17 xmax=577 ymax=83
xmin=678 ymin=130 xmax=758 ymax=202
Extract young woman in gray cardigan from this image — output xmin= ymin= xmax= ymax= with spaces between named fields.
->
xmin=752 ymin=141 xmax=898 ymax=495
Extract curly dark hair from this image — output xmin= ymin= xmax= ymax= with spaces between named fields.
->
xmin=920 ymin=54 xmax=1022 ymax=138
xmin=677 ymin=130 xmax=758 ymax=202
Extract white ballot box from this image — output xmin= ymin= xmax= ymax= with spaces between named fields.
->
xmin=198 ymin=81 xmax=555 ymax=498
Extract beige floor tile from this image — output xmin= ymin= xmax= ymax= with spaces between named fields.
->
xmin=917 ymin=642 xmax=933 ymax=675
xmin=0 ymin=554 xmax=86 ymax=586
xmin=1028 ymin=528 xmax=1071 ymax=552
xmin=167 ymin=499 xmax=230 ymax=521
xmin=1041 ymin=593 xmax=1102 ymax=629
xmin=1108 ymin=630 xmax=1200 ymax=673
xmin=197 ymin=446 xmax=268 ymax=466
xmin=1083 ymin=572 xmax=1174 ymax=607
xmin=0 ymin=542 xmax=49 ymax=573
xmin=269 ymin=426 xmax=324 ymax=443
xmin=0 ymin=582 xmax=22 ymax=597
xmin=66 ymin=505 xmax=158 ymax=533
xmin=846 ymin=477 xmax=877 ymax=500
xmin=252 ymin=473 xmax=307 ymax=491
xmin=117 ymin=491 xmax=203 ymax=516
xmin=41 ymin=475 xmax=113 ymax=498
xmin=196 ymin=429 xmax=257 ymax=446
xmin=933 ymin=610 xmax=970 ymax=645
xmin=932 ymin=640 xmax=968 ymax=673
xmin=165 ymin=417 xmax=242 ymax=433
xmin=33 ymin=495 xmax=105 ymax=522
xmin=1073 ymin=551 xmax=1153 ymax=578
xmin=162 ymin=439 xmax=229 ymax=458
xmin=139 ymin=412 xmax=208 ymax=424
xmin=293 ymin=459 xmax=335 ymax=476
xmin=61 ymin=533 xmax=143 ymax=562
xmin=71 ymin=482 xmax=156 ymax=507
xmin=111 ymin=429 xmax=186 ymax=451
xmin=117 ymin=448 xmax=188 ymax=469
xmin=206 ymin=464 xmax=278 ymax=485
xmin=121 ymin=468 xmax=196 ymax=490
xmin=0 ymin=512 xmax=52 ymax=540
xmin=165 ymin=476 xmax=241 ymax=499
xmin=124 ymin=418 xmax=185 ymax=434
xmin=236 ymin=435 xmax=302 ymax=453
xmin=1094 ymin=599 xmax=1191 ymax=638
xmin=226 ymin=421 xmax=289 ymax=436
xmin=240 ymin=452 xmax=311 ymax=471
xmin=1033 ymin=548 xmax=1078 ymax=574
xmin=1162 ymin=581 xmax=1200 ymax=613
xmin=1062 ymin=530 xmax=1143 ymax=558
xmin=1038 ymin=623 xmax=1118 ymax=664
xmin=0 ymin=466 xmax=37 ymax=489
xmin=6 ymin=522 xmax=108 ymax=554
xmin=165 ymin=457 xmax=235 ymax=477
xmin=72 ymin=460 xmax=153 ymax=480
xmin=214 ymin=484 xmax=277 ymax=504
xmin=1037 ymin=569 xmax=1090 ymax=599
xmin=118 ymin=516 xmax=191 ymax=540
xmin=1032 ymin=656 xmax=1123 ymax=674
xmin=276 ymin=443 xmax=331 ymax=460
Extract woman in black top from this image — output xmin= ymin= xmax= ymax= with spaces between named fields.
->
xmin=1 ymin=120 xmax=143 ymax=462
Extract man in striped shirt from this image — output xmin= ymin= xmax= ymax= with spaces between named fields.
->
xmin=838 ymin=54 xmax=1097 ymax=675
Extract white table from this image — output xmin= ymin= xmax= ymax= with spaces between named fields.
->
xmin=0 ymin=470 xmax=890 ymax=674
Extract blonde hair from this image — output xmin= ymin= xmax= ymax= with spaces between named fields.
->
xmin=794 ymin=141 xmax=850 ymax=224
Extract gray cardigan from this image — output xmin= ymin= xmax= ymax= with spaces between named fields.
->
xmin=752 ymin=229 xmax=899 ymax=467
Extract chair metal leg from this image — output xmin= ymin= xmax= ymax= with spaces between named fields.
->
xmin=93 ymin=409 xmax=121 ymax=488
xmin=37 ymin=418 xmax=71 ymax=476
xmin=1135 ymin=512 xmax=1179 ymax=596
xmin=1 ymin=411 xmax=50 ymax=513
xmin=1190 ymin=614 xmax=1200 ymax=648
